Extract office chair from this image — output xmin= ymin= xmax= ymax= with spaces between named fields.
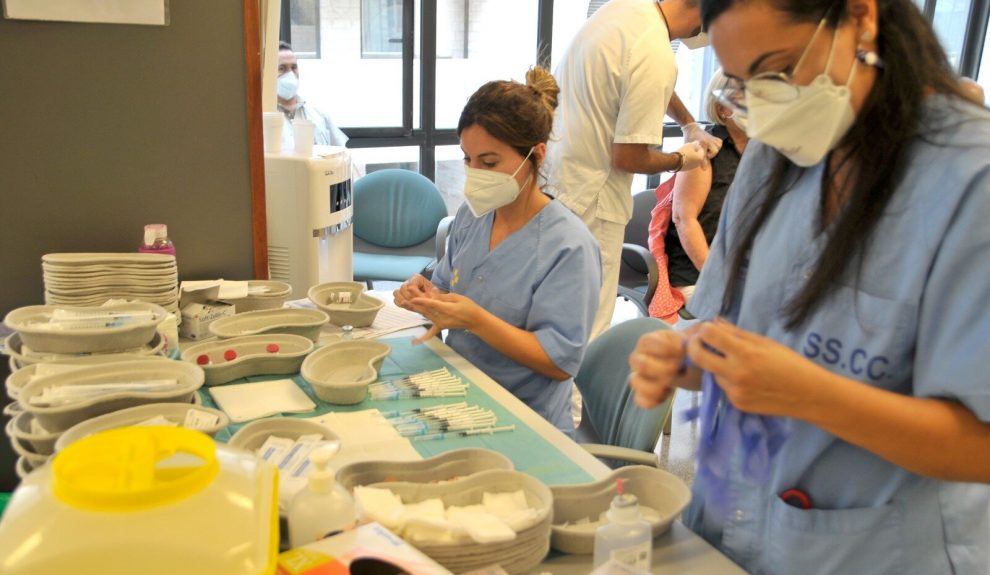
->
xmin=617 ymin=190 xmax=660 ymax=316
xmin=574 ymin=317 xmax=675 ymax=468
xmin=351 ymin=169 xmax=450 ymax=287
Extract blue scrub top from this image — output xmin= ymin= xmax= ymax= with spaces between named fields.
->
xmin=432 ymin=199 xmax=602 ymax=435
xmin=686 ymin=95 xmax=990 ymax=574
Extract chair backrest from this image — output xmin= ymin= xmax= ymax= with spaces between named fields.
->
xmin=574 ymin=317 xmax=673 ymax=453
xmin=352 ymin=169 xmax=448 ymax=248
xmin=622 ymin=189 xmax=657 ymax=274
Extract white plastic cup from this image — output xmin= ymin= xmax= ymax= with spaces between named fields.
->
xmin=263 ymin=112 xmax=285 ymax=153
xmin=292 ymin=119 xmax=315 ymax=157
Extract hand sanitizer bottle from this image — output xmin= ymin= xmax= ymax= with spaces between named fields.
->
xmin=138 ymin=224 xmax=176 ymax=256
xmin=593 ymin=480 xmax=652 ymax=570
xmin=287 ymin=444 xmax=356 ymax=548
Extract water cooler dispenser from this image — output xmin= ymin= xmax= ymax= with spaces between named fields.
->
xmin=264 ymin=146 xmax=353 ymax=299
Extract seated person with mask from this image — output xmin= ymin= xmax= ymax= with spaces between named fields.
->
xmin=394 ymin=68 xmax=602 ymax=437
xmin=277 ymin=41 xmax=348 ymax=147
xmin=648 ymin=68 xmax=748 ymax=322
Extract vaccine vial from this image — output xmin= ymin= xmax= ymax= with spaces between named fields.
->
xmin=341 ymin=325 xmax=354 ymax=341
xmin=593 ymin=492 xmax=653 ymax=570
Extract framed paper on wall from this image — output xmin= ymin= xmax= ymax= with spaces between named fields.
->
xmin=2 ymin=0 xmax=169 ymax=26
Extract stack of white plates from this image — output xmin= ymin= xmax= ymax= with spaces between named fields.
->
xmin=42 ymin=253 xmax=179 ymax=316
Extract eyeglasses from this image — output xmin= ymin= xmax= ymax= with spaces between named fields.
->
xmin=711 ymin=16 xmax=831 ymax=116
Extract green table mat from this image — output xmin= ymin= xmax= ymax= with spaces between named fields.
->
xmin=199 ymin=336 xmax=593 ymax=486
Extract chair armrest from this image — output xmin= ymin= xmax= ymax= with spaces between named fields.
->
xmin=579 ymin=443 xmax=659 ymax=467
xmin=435 ymin=216 xmax=455 ymax=262
xmin=621 ymin=243 xmax=659 ymax=308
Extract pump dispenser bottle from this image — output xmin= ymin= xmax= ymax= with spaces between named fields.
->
xmin=593 ymin=480 xmax=652 ymax=570
xmin=287 ymin=444 xmax=356 ymax=548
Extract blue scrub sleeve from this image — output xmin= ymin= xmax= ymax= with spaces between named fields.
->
xmin=914 ymin=166 xmax=990 ymax=421
xmin=529 ymin=242 xmax=602 ymax=377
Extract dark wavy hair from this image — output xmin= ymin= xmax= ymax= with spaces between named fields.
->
xmin=456 ymin=67 xmax=559 ymax=173
xmin=702 ymin=0 xmax=970 ymax=328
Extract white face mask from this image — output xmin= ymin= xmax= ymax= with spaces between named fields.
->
xmin=680 ymin=31 xmax=709 ymax=50
xmin=463 ymin=149 xmax=534 ymax=218
xmin=744 ymin=20 xmax=857 ymax=167
xmin=277 ymin=72 xmax=299 ymax=100
xmin=728 ymin=112 xmax=747 ymax=132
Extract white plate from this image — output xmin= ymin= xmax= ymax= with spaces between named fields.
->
xmin=42 ymin=253 xmax=176 ymax=266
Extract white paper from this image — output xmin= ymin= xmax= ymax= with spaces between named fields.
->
xmin=3 ymin=0 xmax=168 ymax=25
xmin=208 ymin=378 xmax=316 ymax=423
xmin=305 ymin=410 xmax=421 ymax=468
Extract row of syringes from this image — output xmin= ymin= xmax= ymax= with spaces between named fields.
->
xmin=368 ymin=367 xmax=468 ymax=400
xmin=383 ymin=402 xmax=514 ymax=441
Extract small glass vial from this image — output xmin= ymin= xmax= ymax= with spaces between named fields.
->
xmin=138 ymin=224 xmax=176 ymax=256
xmin=341 ymin=325 xmax=354 ymax=341
xmin=593 ymin=493 xmax=653 ymax=570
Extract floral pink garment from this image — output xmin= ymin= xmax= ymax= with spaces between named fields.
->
xmin=647 ymin=177 xmax=685 ymax=323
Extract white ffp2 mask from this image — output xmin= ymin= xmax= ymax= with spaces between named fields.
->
xmin=680 ymin=32 xmax=709 ymax=50
xmin=463 ymin=149 xmax=534 ymax=217
xmin=744 ymin=22 xmax=856 ymax=167
xmin=277 ymin=72 xmax=299 ymax=100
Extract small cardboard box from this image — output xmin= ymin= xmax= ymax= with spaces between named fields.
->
xmin=179 ymin=301 xmax=234 ymax=340
xmin=277 ymin=522 xmax=453 ymax=575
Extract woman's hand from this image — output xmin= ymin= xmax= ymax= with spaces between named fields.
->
xmin=628 ymin=328 xmax=690 ymax=408
xmin=393 ymin=274 xmax=440 ymax=311
xmin=407 ymin=292 xmax=481 ymax=345
xmin=688 ymin=318 xmax=823 ymax=417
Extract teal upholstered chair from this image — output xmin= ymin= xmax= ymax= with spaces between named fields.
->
xmin=352 ymin=169 xmax=450 ymax=287
xmin=574 ymin=317 xmax=675 ymax=468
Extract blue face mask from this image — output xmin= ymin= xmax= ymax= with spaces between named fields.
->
xmin=277 ymin=72 xmax=299 ymax=100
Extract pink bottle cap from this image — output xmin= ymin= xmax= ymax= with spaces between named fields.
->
xmin=266 ymin=344 xmax=280 ymax=353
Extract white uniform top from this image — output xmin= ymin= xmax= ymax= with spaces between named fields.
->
xmin=546 ymin=0 xmax=675 ymax=225
xmin=279 ymin=98 xmax=348 ymax=148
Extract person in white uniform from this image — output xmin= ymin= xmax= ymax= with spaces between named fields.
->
xmin=394 ymin=68 xmax=602 ymax=436
xmin=547 ymin=0 xmax=717 ymax=339
xmin=276 ymin=41 xmax=348 ymax=148
xmin=628 ymin=0 xmax=990 ymax=573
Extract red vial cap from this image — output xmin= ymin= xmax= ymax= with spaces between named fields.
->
xmin=266 ymin=343 xmax=280 ymax=353
xmin=196 ymin=354 xmax=210 ymax=366
xmin=223 ymin=349 xmax=238 ymax=361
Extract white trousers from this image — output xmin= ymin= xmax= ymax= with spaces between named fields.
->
xmin=575 ymin=203 xmax=626 ymax=340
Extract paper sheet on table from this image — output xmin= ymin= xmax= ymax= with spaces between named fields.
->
xmin=286 ymin=298 xmax=429 ymax=341
xmin=209 ymin=378 xmax=316 ymax=423
xmin=305 ymin=409 xmax=422 ymax=468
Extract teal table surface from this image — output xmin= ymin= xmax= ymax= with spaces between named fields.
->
xmin=198 ymin=336 xmax=595 ymax=486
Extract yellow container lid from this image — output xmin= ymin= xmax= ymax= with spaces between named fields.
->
xmin=53 ymin=426 xmax=219 ymax=512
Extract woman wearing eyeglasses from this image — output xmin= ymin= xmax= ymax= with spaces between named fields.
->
xmin=628 ymin=0 xmax=990 ymax=573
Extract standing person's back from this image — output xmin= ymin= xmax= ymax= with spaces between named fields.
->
xmin=548 ymin=0 xmax=676 ymax=226
xmin=546 ymin=0 xmax=711 ymax=341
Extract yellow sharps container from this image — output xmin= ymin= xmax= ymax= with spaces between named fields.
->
xmin=0 ymin=426 xmax=279 ymax=575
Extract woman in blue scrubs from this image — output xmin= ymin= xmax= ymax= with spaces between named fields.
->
xmin=628 ymin=0 xmax=990 ymax=573
xmin=394 ymin=68 xmax=602 ymax=436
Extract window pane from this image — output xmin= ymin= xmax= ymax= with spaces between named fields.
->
xmin=977 ymin=28 xmax=990 ymax=104
xmin=435 ymin=145 xmax=467 ymax=214
xmin=361 ymin=0 xmax=403 ymax=57
xmin=296 ymin=0 xmax=409 ymax=128
xmin=435 ymin=0 xmax=538 ymax=129
xmin=289 ymin=0 xmax=320 ymax=58
xmin=932 ymin=0 xmax=972 ymax=70
xmin=349 ymin=146 xmax=419 ymax=176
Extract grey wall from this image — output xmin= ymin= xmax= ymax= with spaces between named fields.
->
xmin=0 ymin=0 xmax=259 ymax=490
